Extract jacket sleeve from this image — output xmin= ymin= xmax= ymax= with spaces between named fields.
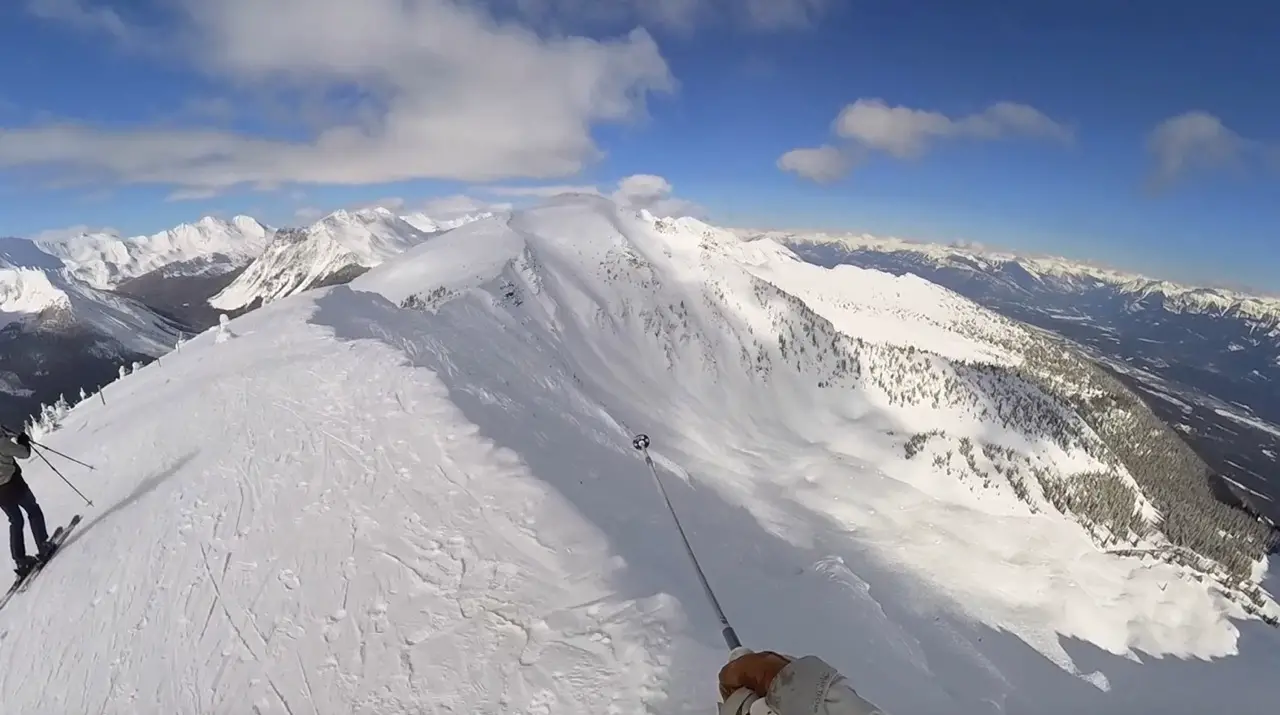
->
xmin=0 ymin=437 xmax=31 ymax=460
xmin=765 ymin=656 xmax=887 ymax=715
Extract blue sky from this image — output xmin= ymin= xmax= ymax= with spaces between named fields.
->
xmin=0 ymin=1 xmax=1276 ymax=290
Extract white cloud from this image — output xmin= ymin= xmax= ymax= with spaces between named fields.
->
xmin=833 ymin=98 xmax=1072 ymax=158
xmin=165 ymin=187 xmax=221 ymax=202
xmin=420 ymin=194 xmax=514 ymax=219
xmin=478 ymin=174 xmax=699 ymax=217
xmin=482 ymin=184 xmax=602 ymax=197
xmin=611 ymin=174 xmax=703 ymax=217
xmin=740 ymin=0 xmax=830 ymax=29
xmin=777 ymin=145 xmax=851 ymax=183
xmin=778 ymin=98 xmax=1071 ymax=182
xmin=501 ymin=0 xmax=832 ymax=32
xmin=357 ymin=197 xmax=408 ymax=212
xmin=26 ymin=0 xmax=133 ymax=41
xmin=7 ymin=0 xmax=674 ymax=192
xmin=1145 ymin=111 xmax=1251 ymax=188
xmin=294 ymin=206 xmax=325 ymax=223
xmin=30 ymin=224 xmax=119 ymax=242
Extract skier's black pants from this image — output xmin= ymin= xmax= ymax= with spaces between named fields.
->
xmin=0 ymin=473 xmax=49 ymax=563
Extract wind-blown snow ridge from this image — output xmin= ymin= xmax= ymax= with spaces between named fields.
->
xmin=3 ymin=196 xmax=1278 ymax=714
xmin=210 ymin=208 xmax=433 ymax=311
xmin=36 ymin=216 xmax=271 ymax=289
xmin=763 ymin=231 xmax=1280 ymax=326
xmin=400 ymin=210 xmax=496 ymax=234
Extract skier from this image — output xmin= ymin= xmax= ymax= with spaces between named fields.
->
xmin=720 ymin=650 xmax=888 ymax=715
xmin=0 ymin=428 xmax=54 ymax=579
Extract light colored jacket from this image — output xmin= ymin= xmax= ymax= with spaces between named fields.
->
xmin=0 ymin=436 xmax=31 ymax=486
xmin=722 ymin=656 xmax=886 ymax=715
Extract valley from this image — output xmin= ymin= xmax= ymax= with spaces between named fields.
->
xmin=778 ymin=236 xmax=1280 ymax=527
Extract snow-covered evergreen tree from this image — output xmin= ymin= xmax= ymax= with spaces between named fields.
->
xmin=215 ymin=314 xmax=236 ymax=344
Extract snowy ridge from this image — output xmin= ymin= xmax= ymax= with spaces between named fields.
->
xmin=3 ymin=196 xmax=1278 ymax=713
xmin=36 ymin=216 xmax=270 ymax=289
xmin=210 ymin=208 xmax=432 ymax=311
xmin=400 ymin=210 xmax=496 ymax=234
xmin=765 ymin=231 xmax=1280 ymax=327
xmin=0 ymin=236 xmax=178 ymax=356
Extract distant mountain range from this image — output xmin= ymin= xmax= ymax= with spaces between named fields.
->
xmin=0 ymin=207 xmax=492 ymax=427
xmin=760 ymin=230 xmax=1280 ymax=525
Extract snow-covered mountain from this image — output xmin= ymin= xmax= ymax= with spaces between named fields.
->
xmin=765 ymin=232 xmax=1280 ymax=327
xmin=0 ymin=236 xmax=179 ymax=352
xmin=4 ymin=196 xmax=1278 ymax=713
xmin=209 ymin=208 xmax=434 ymax=311
xmin=0 ymin=235 xmax=183 ymax=428
xmin=36 ymin=215 xmax=271 ymax=289
xmin=773 ymin=231 xmax=1280 ymax=525
xmin=400 ymin=209 xmax=495 ymax=234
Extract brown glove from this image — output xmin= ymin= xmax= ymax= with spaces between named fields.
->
xmin=719 ymin=651 xmax=792 ymax=700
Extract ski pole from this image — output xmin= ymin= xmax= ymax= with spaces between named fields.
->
xmin=632 ymin=434 xmax=740 ymax=649
xmin=31 ymin=445 xmax=94 ymax=507
xmin=631 ymin=435 xmax=776 ymax=715
xmin=26 ymin=439 xmax=96 ymax=471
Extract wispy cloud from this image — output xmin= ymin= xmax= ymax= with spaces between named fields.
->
xmin=833 ymin=98 xmax=1073 ymax=159
xmin=293 ymin=206 xmax=325 ymax=223
xmin=1145 ymin=111 xmax=1273 ymax=190
xmin=777 ymin=145 xmax=852 ymax=183
xmin=500 ymin=0 xmax=834 ymax=32
xmin=8 ymin=0 xmax=675 ymax=193
xmin=610 ymin=174 xmax=703 ymax=218
xmin=165 ymin=187 xmax=221 ymax=202
xmin=481 ymin=184 xmax=602 ymax=198
xmin=419 ymin=194 xmax=514 ymax=219
xmin=479 ymin=174 xmax=701 ymax=218
xmin=30 ymin=223 xmax=119 ymax=242
xmin=778 ymin=98 xmax=1072 ymax=183
xmin=26 ymin=0 xmax=134 ymax=41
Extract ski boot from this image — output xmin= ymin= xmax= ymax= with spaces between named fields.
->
xmin=13 ymin=556 xmax=38 ymax=580
xmin=36 ymin=541 xmax=57 ymax=563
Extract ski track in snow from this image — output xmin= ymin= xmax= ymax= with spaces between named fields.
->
xmin=1 ymin=197 xmax=1279 ymax=714
xmin=0 ymin=303 xmax=679 ymax=714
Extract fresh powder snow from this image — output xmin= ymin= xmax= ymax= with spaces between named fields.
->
xmin=2 ymin=196 xmax=1278 ymax=714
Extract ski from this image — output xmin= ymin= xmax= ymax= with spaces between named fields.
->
xmin=0 ymin=514 xmax=82 ymax=609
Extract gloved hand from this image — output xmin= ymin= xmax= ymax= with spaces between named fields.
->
xmin=719 ymin=651 xmax=792 ymax=700
xmin=15 ymin=432 xmax=30 ymax=447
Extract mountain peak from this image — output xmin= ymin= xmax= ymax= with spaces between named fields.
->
xmin=209 ymin=207 xmax=433 ymax=311
xmin=38 ymin=215 xmax=273 ymax=289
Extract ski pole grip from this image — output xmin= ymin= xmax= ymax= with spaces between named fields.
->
xmin=722 ymin=648 xmax=778 ymax=715
xmin=723 ymin=626 xmax=742 ymax=650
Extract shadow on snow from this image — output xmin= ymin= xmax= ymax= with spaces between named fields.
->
xmin=311 ymin=286 xmax=1280 ymax=715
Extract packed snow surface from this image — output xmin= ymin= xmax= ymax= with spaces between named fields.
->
xmin=35 ymin=216 xmax=270 ymax=289
xmin=3 ymin=197 xmax=1278 ymax=714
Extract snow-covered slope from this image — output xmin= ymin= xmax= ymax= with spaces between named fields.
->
xmin=4 ymin=197 xmax=1279 ymax=714
xmin=400 ymin=210 xmax=495 ymax=234
xmin=210 ymin=208 xmax=431 ymax=311
xmin=36 ymin=216 xmax=270 ymax=289
xmin=0 ymin=236 xmax=179 ymax=355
